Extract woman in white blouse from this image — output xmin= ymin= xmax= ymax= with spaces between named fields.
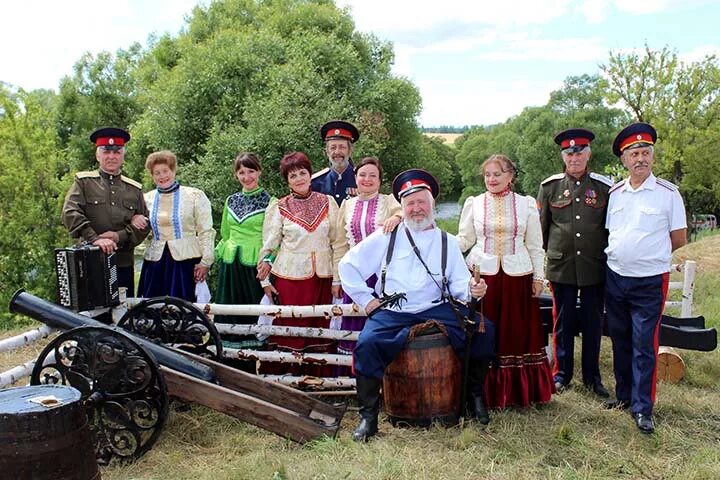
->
xmin=257 ymin=151 xmax=344 ymax=376
xmin=457 ymin=154 xmax=554 ymax=409
xmin=334 ymin=157 xmax=401 ymax=362
xmin=136 ymin=150 xmax=215 ymax=301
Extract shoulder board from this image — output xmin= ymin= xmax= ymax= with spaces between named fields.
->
xmin=609 ymin=180 xmax=626 ymax=194
xmin=311 ymin=167 xmax=330 ymax=180
xmin=75 ymin=170 xmax=100 ymax=179
xmin=656 ymin=178 xmax=679 ymax=191
xmin=541 ymin=173 xmax=565 ymax=185
xmin=120 ymin=175 xmax=143 ymax=189
xmin=589 ymin=172 xmax=614 ymax=187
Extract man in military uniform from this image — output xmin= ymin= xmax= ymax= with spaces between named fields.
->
xmin=537 ymin=128 xmax=613 ymax=397
xmin=61 ymin=127 xmax=149 ymax=296
xmin=311 ymin=120 xmax=359 ymax=205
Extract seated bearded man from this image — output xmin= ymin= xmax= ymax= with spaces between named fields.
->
xmin=339 ymin=169 xmax=495 ymax=441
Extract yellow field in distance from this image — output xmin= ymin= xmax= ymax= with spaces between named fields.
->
xmin=423 ymin=132 xmax=462 ymax=145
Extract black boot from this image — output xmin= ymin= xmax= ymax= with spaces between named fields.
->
xmin=467 ymin=360 xmax=490 ymax=425
xmin=353 ymin=375 xmax=382 ymax=442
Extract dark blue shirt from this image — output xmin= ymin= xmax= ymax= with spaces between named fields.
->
xmin=311 ymin=163 xmax=356 ymax=205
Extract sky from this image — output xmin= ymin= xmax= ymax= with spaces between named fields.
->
xmin=2 ymin=0 xmax=719 ymax=127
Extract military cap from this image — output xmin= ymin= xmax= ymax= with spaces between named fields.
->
xmin=320 ymin=120 xmax=360 ymax=143
xmin=554 ymin=128 xmax=595 ymax=153
xmin=612 ymin=122 xmax=657 ymax=157
xmin=392 ymin=168 xmax=439 ymax=202
xmin=90 ymin=127 xmax=131 ymax=151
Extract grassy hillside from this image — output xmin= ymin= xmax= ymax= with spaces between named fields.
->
xmin=2 ymin=236 xmax=719 ymax=479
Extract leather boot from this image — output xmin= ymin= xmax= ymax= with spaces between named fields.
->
xmin=467 ymin=359 xmax=490 ymax=425
xmin=352 ymin=375 xmax=382 ymax=442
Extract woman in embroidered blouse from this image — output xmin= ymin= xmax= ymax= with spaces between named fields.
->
xmin=335 ymin=157 xmax=402 ymax=361
xmin=257 ymin=151 xmax=344 ymax=376
xmin=136 ymin=150 xmax=215 ymax=301
xmin=214 ymin=153 xmax=274 ymax=335
xmin=456 ymin=154 xmax=554 ymax=409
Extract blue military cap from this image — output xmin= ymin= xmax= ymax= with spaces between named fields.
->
xmin=554 ymin=128 xmax=595 ymax=153
xmin=320 ymin=120 xmax=360 ymax=143
xmin=612 ymin=122 xmax=657 ymax=157
xmin=392 ymin=169 xmax=440 ymax=202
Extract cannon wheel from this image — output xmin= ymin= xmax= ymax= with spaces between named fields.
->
xmin=31 ymin=326 xmax=169 ymax=465
xmin=118 ymin=296 xmax=223 ymax=360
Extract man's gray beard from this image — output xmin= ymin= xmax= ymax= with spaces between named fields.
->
xmin=331 ymin=158 xmax=349 ymax=172
xmin=404 ymin=215 xmax=434 ymax=231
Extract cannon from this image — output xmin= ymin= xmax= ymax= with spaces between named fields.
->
xmin=9 ymin=290 xmax=346 ymax=465
xmin=538 ymin=293 xmax=717 ymax=351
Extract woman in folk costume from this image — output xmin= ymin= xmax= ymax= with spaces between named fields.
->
xmin=257 ymin=151 xmax=344 ymax=376
xmin=214 ymin=153 xmax=275 ymax=357
xmin=137 ymin=150 xmax=215 ymax=301
xmin=334 ymin=157 xmax=402 ymax=372
xmin=456 ymin=154 xmax=554 ymax=409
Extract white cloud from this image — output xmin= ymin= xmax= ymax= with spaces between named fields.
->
xmin=680 ymin=45 xmax=720 ymax=63
xmin=473 ymin=35 xmax=608 ymax=62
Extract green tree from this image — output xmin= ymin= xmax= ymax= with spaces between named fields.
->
xmin=0 ymin=86 xmax=69 ymax=326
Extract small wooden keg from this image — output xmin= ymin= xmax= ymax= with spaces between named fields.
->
xmin=383 ymin=324 xmax=461 ymax=427
xmin=0 ymin=384 xmax=100 ymax=480
xmin=657 ymin=346 xmax=685 ymax=383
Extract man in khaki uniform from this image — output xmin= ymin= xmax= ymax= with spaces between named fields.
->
xmin=537 ymin=128 xmax=612 ymax=397
xmin=62 ymin=127 xmax=149 ymax=296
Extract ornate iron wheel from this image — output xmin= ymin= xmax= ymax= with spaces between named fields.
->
xmin=118 ymin=296 xmax=222 ymax=360
xmin=31 ymin=326 xmax=169 ymax=465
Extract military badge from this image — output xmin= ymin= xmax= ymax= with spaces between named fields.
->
xmin=563 ymin=189 xmax=570 ymax=197
xmin=585 ymin=189 xmax=597 ymax=206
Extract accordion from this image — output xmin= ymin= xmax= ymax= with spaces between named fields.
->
xmin=55 ymin=246 xmax=120 ymax=311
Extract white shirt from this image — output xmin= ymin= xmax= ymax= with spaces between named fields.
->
xmin=339 ymin=224 xmax=471 ymax=314
xmin=605 ymin=174 xmax=686 ymax=277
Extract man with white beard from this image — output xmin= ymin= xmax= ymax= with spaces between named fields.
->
xmin=339 ymin=169 xmax=495 ymax=441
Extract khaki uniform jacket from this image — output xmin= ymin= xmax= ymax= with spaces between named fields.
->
xmin=61 ymin=169 xmax=150 ymax=267
xmin=537 ymin=172 xmax=613 ymax=286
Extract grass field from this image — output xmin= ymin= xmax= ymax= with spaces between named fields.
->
xmin=424 ymin=132 xmax=463 ymax=145
xmin=2 ymin=235 xmax=719 ymax=479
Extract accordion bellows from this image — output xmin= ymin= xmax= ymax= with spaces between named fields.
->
xmin=55 ymin=246 xmax=120 ymax=311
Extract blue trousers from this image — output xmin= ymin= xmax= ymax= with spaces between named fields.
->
xmin=605 ymin=268 xmax=668 ymax=415
xmin=550 ymin=282 xmax=604 ymax=386
xmin=353 ymin=302 xmax=494 ymax=379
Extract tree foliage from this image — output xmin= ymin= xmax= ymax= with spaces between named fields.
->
xmin=0 ymin=86 xmax=69 ymax=326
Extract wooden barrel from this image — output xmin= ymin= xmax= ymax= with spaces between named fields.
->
xmin=0 ymin=385 xmax=100 ymax=480
xmin=383 ymin=326 xmax=461 ymax=427
xmin=657 ymin=346 xmax=685 ymax=383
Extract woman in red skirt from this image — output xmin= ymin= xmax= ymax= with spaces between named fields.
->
xmin=457 ymin=154 xmax=555 ymax=409
xmin=256 ymin=152 xmax=344 ymax=377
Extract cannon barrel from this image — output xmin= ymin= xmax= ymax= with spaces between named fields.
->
xmin=9 ymin=290 xmax=215 ymax=382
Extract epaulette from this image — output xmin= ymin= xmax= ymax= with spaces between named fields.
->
xmin=656 ymin=177 xmax=679 ymax=191
xmin=75 ymin=170 xmax=100 ymax=179
xmin=120 ymin=175 xmax=143 ymax=189
xmin=541 ymin=173 xmax=565 ymax=185
xmin=609 ymin=180 xmax=626 ymax=194
xmin=589 ymin=172 xmax=614 ymax=187
xmin=311 ymin=167 xmax=330 ymax=180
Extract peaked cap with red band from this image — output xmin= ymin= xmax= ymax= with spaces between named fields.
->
xmin=554 ymin=128 xmax=595 ymax=153
xmin=391 ymin=168 xmax=440 ymax=202
xmin=612 ymin=122 xmax=657 ymax=157
xmin=90 ymin=127 xmax=131 ymax=148
xmin=320 ymin=120 xmax=360 ymax=143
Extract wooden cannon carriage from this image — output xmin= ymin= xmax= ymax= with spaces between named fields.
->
xmin=8 ymin=290 xmax=345 ymax=465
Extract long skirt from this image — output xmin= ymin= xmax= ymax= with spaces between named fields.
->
xmin=260 ymin=275 xmax=335 ymax=377
xmin=336 ymin=275 xmax=378 ymax=376
xmin=215 ymin=254 xmax=266 ymax=370
xmin=138 ymin=246 xmax=198 ymax=301
xmin=481 ymin=269 xmax=555 ymax=409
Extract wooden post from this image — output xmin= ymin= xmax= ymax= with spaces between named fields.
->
xmin=681 ymin=261 xmax=696 ymax=318
xmin=657 ymin=346 xmax=685 ymax=383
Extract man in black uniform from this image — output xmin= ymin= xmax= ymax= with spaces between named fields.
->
xmin=311 ymin=120 xmax=359 ymax=205
xmin=61 ymin=127 xmax=149 ymax=296
xmin=537 ymin=128 xmax=612 ymax=397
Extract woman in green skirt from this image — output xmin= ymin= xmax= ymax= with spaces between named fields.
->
xmin=215 ymin=153 xmax=275 ymax=360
